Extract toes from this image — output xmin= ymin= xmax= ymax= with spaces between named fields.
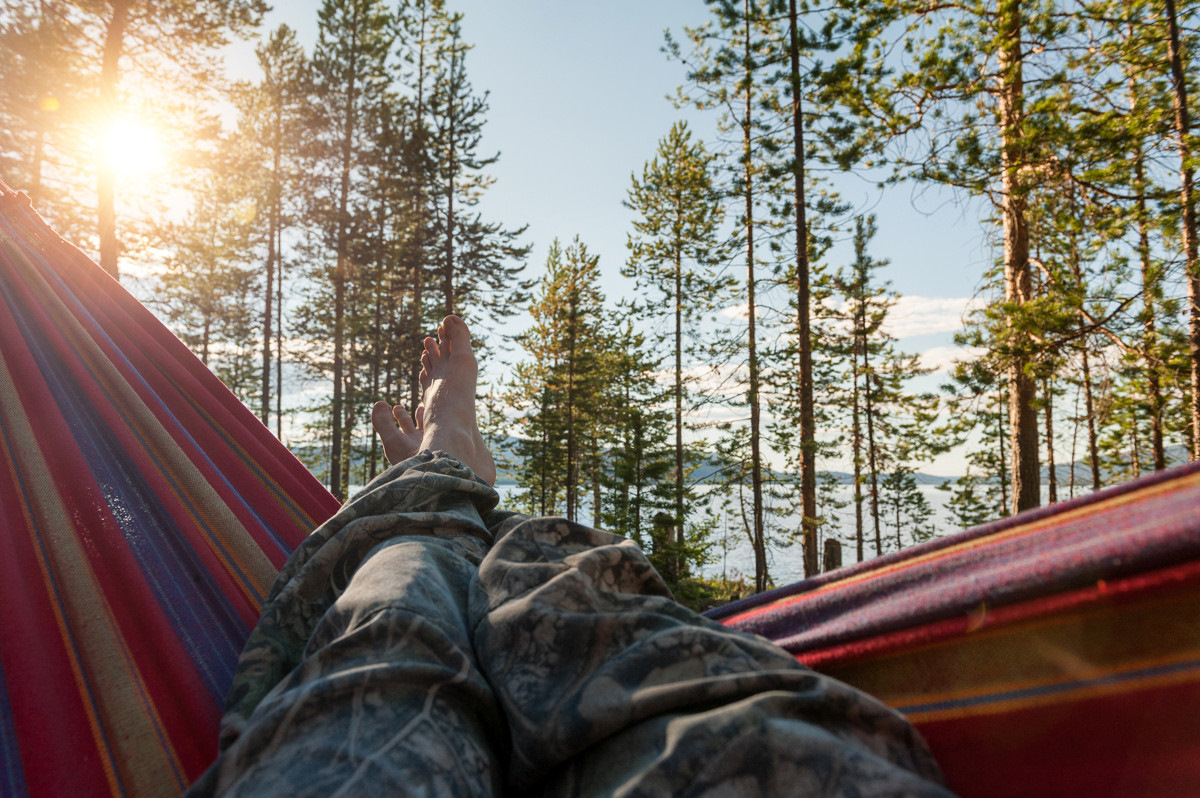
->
xmin=392 ymin=404 xmax=417 ymax=434
xmin=371 ymin=401 xmax=395 ymax=436
xmin=439 ymin=314 xmax=471 ymax=353
xmin=371 ymin=401 xmax=406 ymax=462
xmin=423 ymin=336 xmax=441 ymax=360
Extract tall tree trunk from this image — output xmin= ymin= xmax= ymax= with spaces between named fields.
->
xmin=743 ymin=1 xmax=767 ymax=593
xmin=409 ymin=6 xmax=430 ymax=412
xmin=851 ymin=335 xmax=864 ymax=564
xmin=673 ymin=249 xmax=685 ymax=580
xmin=862 ymin=337 xmax=882 ymax=557
xmin=262 ymin=99 xmax=283 ymax=426
xmin=1043 ymin=377 xmax=1057 ymax=504
xmin=1129 ymin=69 xmax=1167 ymax=470
xmin=997 ymin=0 xmax=1040 ymax=511
xmin=997 ymin=386 xmax=1009 ymax=514
xmin=443 ymin=47 xmax=457 ymax=315
xmin=276 ymin=222 xmax=285 ymax=439
xmin=787 ymin=0 xmax=819 ymax=577
xmin=330 ymin=29 xmax=360 ymax=500
xmin=98 ymin=0 xmax=131 ymax=279
xmin=1165 ymin=0 xmax=1200 ymax=458
xmin=1080 ymin=345 xmax=1102 ymax=490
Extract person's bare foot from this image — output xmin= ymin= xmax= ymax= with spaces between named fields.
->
xmin=415 ymin=315 xmax=497 ymax=485
xmin=371 ymin=400 xmax=421 ymax=465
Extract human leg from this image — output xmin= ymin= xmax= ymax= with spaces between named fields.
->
xmin=471 ymin=517 xmax=953 ymax=796
xmin=188 ymin=318 xmax=510 ymax=797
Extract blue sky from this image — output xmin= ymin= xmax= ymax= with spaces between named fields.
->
xmin=234 ymin=0 xmax=998 ymax=474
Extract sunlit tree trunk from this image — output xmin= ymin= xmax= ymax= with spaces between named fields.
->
xmin=1044 ymin=378 xmax=1057 ymax=503
xmin=743 ymin=0 xmax=766 ymax=592
xmin=1165 ymin=0 xmax=1200 ymax=457
xmin=997 ymin=0 xmax=1040 ymax=512
xmin=787 ymin=0 xmax=819 ymax=576
xmin=98 ymin=0 xmax=132 ymax=278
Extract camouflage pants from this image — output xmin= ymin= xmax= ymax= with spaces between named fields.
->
xmin=186 ymin=452 xmax=951 ymax=797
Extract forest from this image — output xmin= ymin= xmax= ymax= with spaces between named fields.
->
xmin=1 ymin=0 xmax=1197 ymax=598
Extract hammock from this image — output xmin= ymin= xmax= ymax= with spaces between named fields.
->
xmin=3 ymin=180 xmax=1198 ymax=796
xmin=709 ymin=462 xmax=1200 ymax=797
xmin=0 ymin=183 xmax=341 ymax=796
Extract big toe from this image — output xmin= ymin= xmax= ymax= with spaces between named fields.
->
xmin=371 ymin=400 xmax=394 ymax=436
xmin=439 ymin=314 xmax=472 ymax=354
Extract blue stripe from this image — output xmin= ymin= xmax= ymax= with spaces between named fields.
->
xmin=0 ymin=295 xmax=128 ymax=797
xmin=34 ymin=243 xmax=304 ymax=556
xmin=1 ymin=249 xmax=246 ymax=710
xmin=899 ymin=655 xmax=1200 ymax=716
xmin=0 ymin=579 xmax=30 ymax=798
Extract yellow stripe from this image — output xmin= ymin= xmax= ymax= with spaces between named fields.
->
xmin=818 ymin=581 xmax=1200 ymax=725
xmin=17 ymin=237 xmax=278 ymax=609
xmin=905 ymin=657 xmax=1200 ymax=724
xmin=0 ymin=245 xmax=186 ymax=796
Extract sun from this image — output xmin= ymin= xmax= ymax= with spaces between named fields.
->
xmin=100 ymin=118 xmax=166 ymax=178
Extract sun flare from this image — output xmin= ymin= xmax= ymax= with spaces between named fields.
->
xmin=101 ymin=119 xmax=166 ymax=178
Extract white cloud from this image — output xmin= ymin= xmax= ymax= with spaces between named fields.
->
xmin=918 ymin=345 xmax=986 ymax=373
xmin=883 ymin=295 xmax=985 ymax=339
xmin=720 ymin=303 xmax=749 ymax=321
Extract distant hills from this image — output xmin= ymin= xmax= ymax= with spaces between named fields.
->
xmin=308 ymin=439 xmax=1188 ymax=490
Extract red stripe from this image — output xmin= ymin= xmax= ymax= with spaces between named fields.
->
xmin=58 ymin=239 xmax=338 ymax=533
xmin=0 ymin=287 xmax=215 ymax=785
xmin=0 ymin=400 xmax=113 ymax=797
xmin=920 ymin=676 xmax=1200 ymax=797
xmin=3 ymin=240 xmax=266 ymax=624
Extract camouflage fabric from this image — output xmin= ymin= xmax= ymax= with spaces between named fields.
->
xmin=186 ymin=452 xmax=953 ymax=797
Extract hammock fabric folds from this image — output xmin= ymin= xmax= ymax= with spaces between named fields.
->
xmin=709 ymin=461 xmax=1200 ymax=797
xmin=0 ymin=184 xmax=341 ymax=797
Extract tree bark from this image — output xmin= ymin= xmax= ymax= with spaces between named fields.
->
xmin=329 ymin=22 xmax=361 ymax=500
xmin=98 ymin=0 xmax=132 ymax=279
xmin=1043 ymin=378 xmax=1057 ymax=503
xmin=788 ymin=0 xmax=819 ymax=577
xmin=673 ymin=247 xmax=685 ymax=580
xmin=262 ymin=92 xmax=283 ymax=426
xmin=743 ymin=0 xmax=767 ymax=592
xmin=997 ymin=0 xmax=1040 ymax=512
xmin=1165 ymin=0 xmax=1200 ymax=458
xmin=862 ymin=334 xmax=883 ymax=557
xmin=443 ymin=44 xmax=457 ymax=315
xmin=1129 ymin=71 xmax=1167 ymax=470
xmin=851 ymin=334 xmax=864 ymax=564
xmin=1080 ymin=345 xmax=1102 ymax=490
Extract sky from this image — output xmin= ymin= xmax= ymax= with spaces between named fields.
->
xmin=230 ymin=0 xmax=1000 ymax=475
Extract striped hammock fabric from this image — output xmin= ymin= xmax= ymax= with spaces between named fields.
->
xmin=709 ymin=461 xmax=1200 ymax=797
xmin=0 ymin=183 xmax=341 ymax=797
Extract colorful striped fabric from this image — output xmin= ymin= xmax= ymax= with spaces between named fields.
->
xmin=709 ymin=461 xmax=1200 ymax=797
xmin=0 ymin=183 xmax=341 ymax=797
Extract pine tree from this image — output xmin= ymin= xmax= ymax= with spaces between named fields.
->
xmin=834 ymin=0 xmax=1080 ymax=512
xmin=510 ymin=239 xmax=610 ymax=521
xmin=0 ymin=1 xmax=88 ymax=222
xmin=303 ymin=0 xmax=394 ymax=498
xmin=623 ymin=119 xmax=727 ymax=581
xmin=230 ymin=25 xmax=309 ymax=434
xmin=80 ymin=0 xmax=267 ymax=276
xmin=157 ymin=135 xmax=259 ymax=397
xmin=426 ymin=14 xmax=530 ymax=324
